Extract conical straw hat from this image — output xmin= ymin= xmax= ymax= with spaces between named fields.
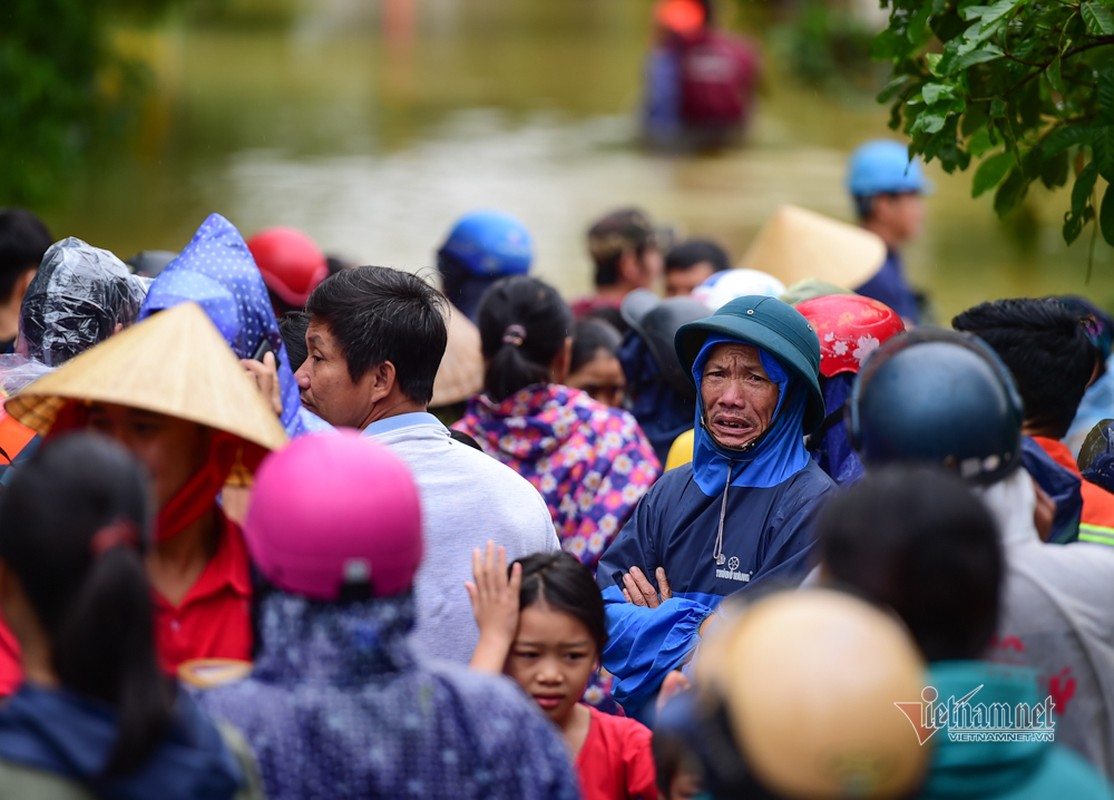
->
xmin=738 ymin=205 xmax=886 ymax=290
xmin=707 ymin=590 xmax=928 ymax=799
xmin=6 ymin=302 xmax=288 ymax=454
xmin=430 ymin=303 xmax=483 ymax=407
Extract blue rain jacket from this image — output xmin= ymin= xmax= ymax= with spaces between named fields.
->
xmin=0 ymin=684 xmax=244 ymax=800
xmin=196 ymin=592 xmax=580 ymax=800
xmin=596 ymin=338 xmax=836 ymax=717
xmin=139 ymin=213 xmax=329 ymax=438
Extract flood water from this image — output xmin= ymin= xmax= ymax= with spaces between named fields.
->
xmin=44 ymin=0 xmax=1114 ymax=320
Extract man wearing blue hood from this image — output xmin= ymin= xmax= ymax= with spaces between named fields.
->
xmin=595 ymin=295 xmax=837 ymax=719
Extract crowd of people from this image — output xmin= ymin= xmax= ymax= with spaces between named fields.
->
xmin=0 ymin=131 xmax=1113 ymax=800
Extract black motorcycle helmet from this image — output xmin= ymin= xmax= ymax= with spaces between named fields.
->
xmin=849 ymin=328 xmax=1024 ymax=484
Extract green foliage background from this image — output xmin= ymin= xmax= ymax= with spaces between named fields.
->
xmin=0 ymin=0 xmax=183 ymax=206
xmin=874 ymin=0 xmax=1114 ymax=256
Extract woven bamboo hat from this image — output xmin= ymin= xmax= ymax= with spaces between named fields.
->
xmin=430 ymin=303 xmax=483 ymax=407
xmin=739 ymin=205 xmax=886 ymax=290
xmin=703 ymin=589 xmax=929 ymax=799
xmin=6 ymin=302 xmax=288 ymax=461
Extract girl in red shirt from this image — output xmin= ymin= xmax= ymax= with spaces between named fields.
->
xmin=469 ymin=543 xmax=657 ymax=800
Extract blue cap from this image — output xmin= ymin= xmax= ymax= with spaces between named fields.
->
xmin=846 ymin=140 xmax=930 ymax=197
xmin=438 ymin=210 xmax=533 ymax=277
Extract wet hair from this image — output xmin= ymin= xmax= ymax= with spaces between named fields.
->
xmin=476 ymin=276 xmax=573 ymax=403
xmin=0 ymin=208 xmax=53 ymax=302
xmin=570 ymin=317 xmax=622 ymax=374
xmin=0 ymin=433 xmax=173 ymax=775
xmin=278 ymin=310 xmax=310 ymax=372
xmin=306 ymin=266 xmax=448 ymax=406
xmin=664 ymin=238 xmax=731 ymax=274
xmin=514 ymin=551 xmax=608 ymax=656
xmin=953 ymin=297 xmax=1095 ymax=439
xmin=816 ymin=465 xmax=1002 ymax=662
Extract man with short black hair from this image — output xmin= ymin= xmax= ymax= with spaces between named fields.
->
xmin=663 ymin=238 xmax=730 ymax=297
xmin=572 ymin=208 xmax=664 ymax=331
xmin=0 ymin=208 xmax=53 ymax=352
xmin=953 ymin=297 xmax=1113 ymax=544
xmin=296 ymin=266 xmax=560 ymax=663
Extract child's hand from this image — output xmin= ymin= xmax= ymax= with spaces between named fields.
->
xmin=465 ymin=540 xmax=522 ymax=673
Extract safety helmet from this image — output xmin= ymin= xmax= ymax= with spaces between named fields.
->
xmin=796 ymin=294 xmax=905 ymax=378
xmin=690 ymin=268 xmax=786 ymax=312
xmin=245 ymin=432 xmax=423 ymax=602
xmin=621 ymin=289 xmax=710 ymax=396
xmin=849 ymin=328 xmax=1024 ymax=484
xmin=438 ymin=210 xmax=533 ymax=278
xmin=846 ymin=140 xmax=930 ymax=197
xmin=689 ymin=589 xmax=929 ymax=799
xmin=246 ymin=227 xmax=329 ymax=309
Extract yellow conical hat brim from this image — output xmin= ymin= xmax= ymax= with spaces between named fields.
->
xmin=6 ymin=302 xmax=288 ymax=454
xmin=739 ymin=205 xmax=886 ymax=290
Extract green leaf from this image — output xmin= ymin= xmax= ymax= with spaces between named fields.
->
xmin=922 ymin=82 xmax=958 ymax=103
xmin=1065 ymin=161 xmax=1100 ymax=244
xmin=1100 ymin=183 xmax=1114 ymax=246
xmin=972 ymin=150 xmax=1016 ymax=196
xmin=1041 ymin=124 xmax=1092 ymax=158
xmin=994 ymin=168 xmax=1030 ymax=215
xmin=1040 ymin=149 xmax=1071 ymax=188
xmin=911 ymin=110 xmax=949 ymax=134
xmin=1093 ymin=124 xmax=1114 ymax=181
xmin=1083 ymin=1 xmax=1114 ymax=36
xmin=1046 ymin=56 xmax=1065 ymax=97
xmin=1073 ymin=160 xmax=1100 ymax=213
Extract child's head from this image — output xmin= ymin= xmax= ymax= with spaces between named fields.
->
xmin=505 ymin=551 xmax=607 ymax=726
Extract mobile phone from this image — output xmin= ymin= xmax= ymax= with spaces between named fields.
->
xmin=252 ymin=337 xmax=276 ymax=363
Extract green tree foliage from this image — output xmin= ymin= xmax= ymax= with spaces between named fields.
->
xmin=875 ymin=0 xmax=1114 ymax=249
xmin=0 ymin=0 xmax=174 ymax=205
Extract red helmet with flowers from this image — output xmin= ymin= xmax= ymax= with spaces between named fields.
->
xmin=795 ymin=295 xmax=905 ymax=378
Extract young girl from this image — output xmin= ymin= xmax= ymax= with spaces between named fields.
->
xmin=468 ymin=542 xmax=657 ymax=800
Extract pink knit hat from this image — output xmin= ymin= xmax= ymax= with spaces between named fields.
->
xmin=244 ymin=431 xmax=423 ymax=601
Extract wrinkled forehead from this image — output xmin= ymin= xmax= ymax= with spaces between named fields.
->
xmin=702 ymin=342 xmax=762 ymax=370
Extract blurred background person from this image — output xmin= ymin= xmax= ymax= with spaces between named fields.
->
xmin=567 ymin=317 xmax=626 ymax=408
xmin=573 ymin=208 xmax=665 ymax=332
xmin=0 ymin=208 xmax=52 ymax=353
xmin=436 ymin=209 xmax=533 ymax=323
xmin=455 ymin=276 xmax=659 ymax=572
xmin=846 ymin=139 xmax=930 ymax=324
xmin=246 ymin=226 xmax=329 ymax=317
xmin=663 ymin=237 xmax=730 ymax=298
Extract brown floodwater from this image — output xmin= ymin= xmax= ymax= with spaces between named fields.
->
xmin=43 ymin=0 xmax=1114 ymax=321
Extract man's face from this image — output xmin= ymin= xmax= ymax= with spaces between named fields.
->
xmin=665 ymin=262 xmax=716 ymax=298
xmin=295 ymin=320 xmax=377 ymax=429
xmin=635 ymin=245 xmax=664 ymax=290
xmin=86 ymin=403 xmax=211 ymax=509
xmin=700 ymin=343 xmax=780 ymax=450
xmin=874 ymin=192 xmax=925 ymax=244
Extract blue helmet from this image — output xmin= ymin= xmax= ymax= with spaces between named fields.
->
xmin=849 ymin=328 xmax=1023 ymax=484
xmin=846 ymin=140 xmax=930 ymax=197
xmin=438 ymin=211 xmax=533 ymax=278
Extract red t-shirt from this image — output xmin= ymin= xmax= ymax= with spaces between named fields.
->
xmin=0 ymin=513 xmax=253 ymax=695
xmin=153 ymin=514 xmax=254 ymax=674
xmin=0 ymin=618 xmax=21 ymax=697
xmin=575 ymin=705 xmax=657 ymax=800
xmin=1034 ymin=436 xmax=1114 ymax=538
